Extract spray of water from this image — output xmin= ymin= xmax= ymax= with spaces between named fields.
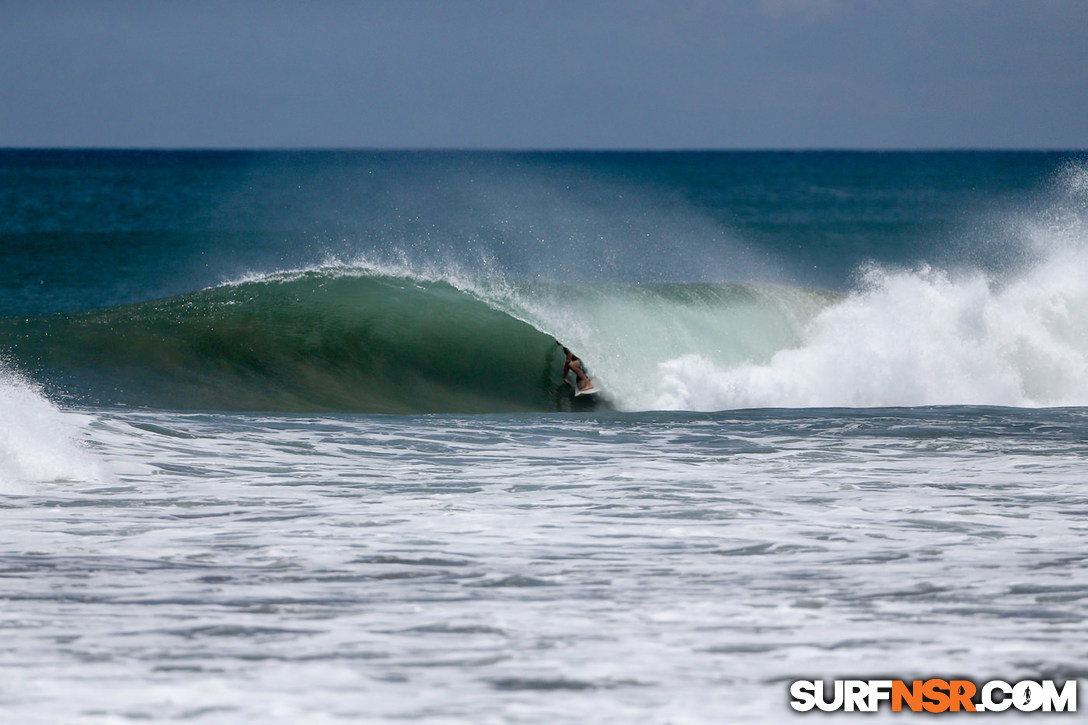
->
xmin=641 ymin=165 xmax=1088 ymax=410
xmin=0 ymin=365 xmax=107 ymax=488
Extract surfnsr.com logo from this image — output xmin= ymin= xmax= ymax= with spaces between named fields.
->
xmin=789 ymin=679 xmax=1077 ymax=713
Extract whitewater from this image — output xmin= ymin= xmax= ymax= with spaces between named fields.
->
xmin=1 ymin=150 xmax=1086 ymax=723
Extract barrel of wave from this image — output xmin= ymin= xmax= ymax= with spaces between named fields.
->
xmin=524 ymin=282 xmax=836 ymax=412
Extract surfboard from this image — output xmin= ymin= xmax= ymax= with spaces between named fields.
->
xmin=575 ymin=380 xmax=599 ymax=397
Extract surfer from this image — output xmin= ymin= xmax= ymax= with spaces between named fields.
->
xmin=559 ymin=343 xmax=593 ymax=393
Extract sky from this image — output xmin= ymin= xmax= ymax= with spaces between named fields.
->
xmin=2 ymin=0 xmax=1087 ymax=149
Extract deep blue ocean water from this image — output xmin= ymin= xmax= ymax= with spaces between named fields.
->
xmin=1 ymin=151 xmax=1086 ymax=722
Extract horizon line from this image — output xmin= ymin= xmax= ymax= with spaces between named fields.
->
xmin=2 ymin=145 xmax=1087 ymax=154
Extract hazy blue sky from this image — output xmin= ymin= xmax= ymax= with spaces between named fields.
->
xmin=3 ymin=0 xmax=1086 ymax=149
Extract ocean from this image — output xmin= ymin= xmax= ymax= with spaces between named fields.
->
xmin=2 ymin=150 xmax=1086 ymax=722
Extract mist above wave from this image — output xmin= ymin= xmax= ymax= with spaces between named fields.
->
xmin=646 ymin=166 xmax=1088 ymax=410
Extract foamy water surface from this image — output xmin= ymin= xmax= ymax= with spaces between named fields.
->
xmin=2 ymin=406 xmax=1085 ymax=723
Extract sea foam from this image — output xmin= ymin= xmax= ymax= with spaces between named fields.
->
xmin=646 ymin=171 xmax=1088 ymax=411
xmin=0 ymin=366 xmax=106 ymax=488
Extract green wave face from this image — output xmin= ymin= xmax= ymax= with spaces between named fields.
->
xmin=2 ymin=272 xmax=573 ymax=413
xmin=2 ymin=267 xmax=838 ymax=413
